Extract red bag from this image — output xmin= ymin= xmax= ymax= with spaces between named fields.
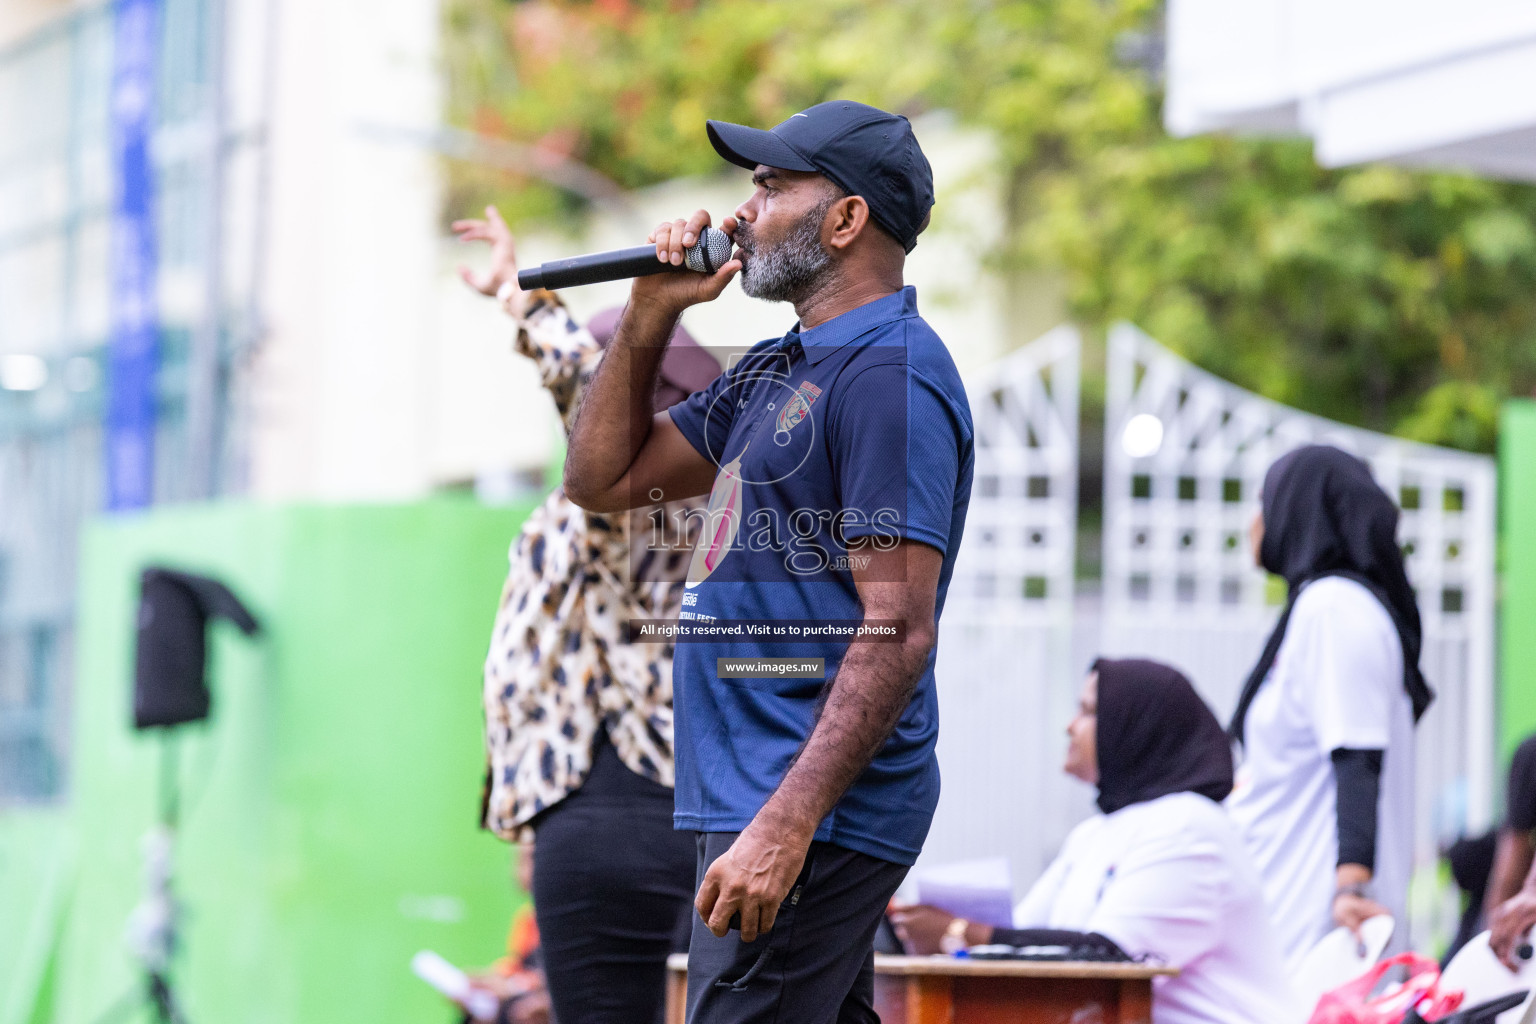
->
xmin=1307 ymin=953 xmax=1465 ymax=1024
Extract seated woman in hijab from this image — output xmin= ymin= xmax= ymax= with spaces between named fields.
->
xmin=1226 ymin=446 xmax=1429 ymax=966
xmin=892 ymin=659 xmax=1294 ymax=1024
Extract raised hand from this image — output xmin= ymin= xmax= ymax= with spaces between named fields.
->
xmin=453 ymin=205 xmax=523 ymax=308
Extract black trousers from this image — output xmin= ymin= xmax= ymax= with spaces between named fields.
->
xmin=686 ymin=832 xmax=909 ymax=1024
xmin=531 ymin=735 xmax=696 ymax=1024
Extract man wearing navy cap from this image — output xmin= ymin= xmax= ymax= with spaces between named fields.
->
xmin=564 ymin=101 xmax=974 ymax=1023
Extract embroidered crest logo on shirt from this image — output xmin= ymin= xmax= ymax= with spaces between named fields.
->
xmin=776 ymin=381 xmax=823 ymax=434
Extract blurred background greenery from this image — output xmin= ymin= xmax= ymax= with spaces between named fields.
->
xmin=444 ymin=0 xmax=1536 ymax=453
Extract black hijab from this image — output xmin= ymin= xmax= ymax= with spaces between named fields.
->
xmin=1094 ymin=657 xmax=1234 ymax=815
xmin=1228 ymin=445 xmax=1432 ymax=745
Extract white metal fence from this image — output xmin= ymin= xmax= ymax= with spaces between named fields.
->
xmin=924 ymin=322 xmax=1497 ymax=950
xmin=923 ymin=325 xmax=1092 ymax=888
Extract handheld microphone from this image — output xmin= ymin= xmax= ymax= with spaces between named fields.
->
xmin=517 ymin=226 xmax=733 ymax=290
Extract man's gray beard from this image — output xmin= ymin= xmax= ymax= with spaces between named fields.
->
xmin=738 ymin=200 xmax=835 ymax=304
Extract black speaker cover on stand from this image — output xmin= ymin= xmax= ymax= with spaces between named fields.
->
xmin=133 ymin=567 xmax=261 ymax=730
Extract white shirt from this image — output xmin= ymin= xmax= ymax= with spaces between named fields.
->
xmin=1226 ymin=576 xmax=1414 ymax=967
xmin=1014 ymin=791 xmax=1296 ymax=1024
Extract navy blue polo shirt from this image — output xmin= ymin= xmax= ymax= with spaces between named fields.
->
xmin=666 ymin=286 xmax=973 ymax=865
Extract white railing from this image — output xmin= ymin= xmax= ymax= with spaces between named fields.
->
xmin=923 ymin=326 xmax=1090 ymax=888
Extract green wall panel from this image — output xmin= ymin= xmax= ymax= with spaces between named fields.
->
xmin=1504 ymin=402 xmax=1536 ymax=765
xmin=0 ymin=808 xmax=74 ymax=1024
xmin=3 ymin=498 xmax=534 ymax=1024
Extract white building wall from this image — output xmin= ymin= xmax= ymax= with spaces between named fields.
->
xmin=246 ymin=0 xmax=444 ymax=500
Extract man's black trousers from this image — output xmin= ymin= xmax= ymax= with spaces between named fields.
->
xmin=686 ymin=832 xmax=909 ymax=1024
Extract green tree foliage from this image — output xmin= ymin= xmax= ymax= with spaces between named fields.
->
xmin=445 ymin=0 xmax=1536 ymax=450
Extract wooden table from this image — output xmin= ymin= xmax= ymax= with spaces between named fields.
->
xmin=665 ymin=952 xmax=1177 ymax=1023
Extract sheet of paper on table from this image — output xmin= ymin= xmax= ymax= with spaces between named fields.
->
xmin=912 ymin=856 xmax=1015 ymax=927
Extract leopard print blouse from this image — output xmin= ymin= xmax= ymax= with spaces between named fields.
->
xmin=482 ymin=293 xmax=698 ymax=840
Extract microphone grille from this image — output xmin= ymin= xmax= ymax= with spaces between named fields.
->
xmin=685 ymin=226 xmax=733 ymax=274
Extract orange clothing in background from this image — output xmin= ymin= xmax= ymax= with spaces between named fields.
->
xmin=494 ymin=905 xmax=541 ymax=981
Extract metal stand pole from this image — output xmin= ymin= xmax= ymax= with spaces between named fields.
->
xmin=121 ymin=732 xmax=188 ymax=1024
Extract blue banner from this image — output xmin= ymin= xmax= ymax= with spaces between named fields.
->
xmin=106 ymin=0 xmax=162 ymax=511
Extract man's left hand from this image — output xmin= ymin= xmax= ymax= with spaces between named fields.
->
xmin=696 ymin=820 xmax=811 ymax=943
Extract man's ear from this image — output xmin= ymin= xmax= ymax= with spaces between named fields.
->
xmin=825 ymin=195 xmax=871 ymax=251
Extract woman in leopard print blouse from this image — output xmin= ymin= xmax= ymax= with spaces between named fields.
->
xmin=457 ymin=206 xmax=721 ymax=1024
xmin=480 ymin=289 xmax=706 ymax=838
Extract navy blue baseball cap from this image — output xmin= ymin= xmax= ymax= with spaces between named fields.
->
xmin=706 ymin=101 xmax=935 ymax=253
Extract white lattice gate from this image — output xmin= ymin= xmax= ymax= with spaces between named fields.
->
xmin=921 ymin=326 xmax=1091 ymax=889
xmin=1099 ymin=322 xmax=1497 ymax=947
xmin=925 ymin=322 xmax=1496 ymax=948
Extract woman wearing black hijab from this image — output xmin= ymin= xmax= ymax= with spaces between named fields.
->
xmin=1227 ymin=445 xmax=1429 ymax=967
xmin=892 ymin=659 xmax=1294 ymax=1024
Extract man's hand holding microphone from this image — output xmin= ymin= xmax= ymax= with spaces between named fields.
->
xmin=637 ymin=210 xmax=742 ymax=311
xmin=452 ymin=203 xmax=741 ymax=322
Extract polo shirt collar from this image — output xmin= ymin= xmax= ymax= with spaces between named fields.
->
xmin=791 ymin=286 xmax=919 ymax=365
